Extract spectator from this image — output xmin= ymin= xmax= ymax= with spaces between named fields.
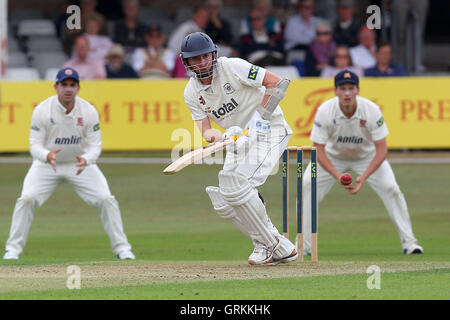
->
xmin=364 ymin=42 xmax=407 ymax=77
xmin=84 ymin=12 xmax=113 ymax=63
xmin=168 ymin=6 xmax=210 ymax=55
xmin=391 ymin=0 xmax=429 ymax=71
xmin=349 ymin=26 xmax=377 ymax=70
xmin=204 ymin=0 xmax=236 ymax=57
xmin=284 ymin=0 xmax=322 ymax=51
xmin=60 ymin=0 xmax=107 ymax=55
xmin=304 ymin=21 xmax=336 ymax=76
xmin=63 ymin=35 xmax=106 ymax=79
xmin=132 ymin=24 xmax=176 ymax=79
xmin=105 ymin=44 xmax=139 ymax=78
xmin=113 ymin=0 xmax=148 ymax=52
xmin=321 ymin=45 xmax=363 ymax=78
xmin=240 ymin=0 xmax=281 ymax=36
xmin=239 ymin=7 xmax=285 ymax=67
xmin=333 ymin=0 xmax=362 ymax=48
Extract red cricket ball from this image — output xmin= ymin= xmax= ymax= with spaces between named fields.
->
xmin=340 ymin=173 xmax=353 ymax=185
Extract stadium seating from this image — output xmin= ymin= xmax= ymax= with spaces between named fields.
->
xmin=18 ymin=19 xmax=57 ymax=37
xmin=44 ymin=68 xmax=60 ymax=81
xmin=26 ymin=36 xmax=64 ymax=53
xmin=7 ymin=52 xmax=28 ymax=67
xmin=265 ymin=65 xmax=301 ymax=79
xmin=31 ymin=52 xmax=68 ymax=78
xmin=4 ymin=68 xmax=40 ymax=81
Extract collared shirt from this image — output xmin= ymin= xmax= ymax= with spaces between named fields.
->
xmin=63 ymin=57 xmax=106 ymax=80
xmin=364 ymin=64 xmax=407 ymax=77
xmin=311 ymin=96 xmax=388 ymax=160
xmin=30 ymin=95 xmax=102 ymax=165
xmin=284 ymin=15 xmax=322 ymax=50
xmin=183 ymin=57 xmax=292 ymax=134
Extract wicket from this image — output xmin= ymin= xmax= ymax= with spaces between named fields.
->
xmin=282 ymin=146 xmax=318 ymax=262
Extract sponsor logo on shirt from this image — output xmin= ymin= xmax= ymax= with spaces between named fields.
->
xmin=337 ymin=136 xmax=363 ymax=144
xmin=248 ymin=65 xmax=259 ymax=80
xmin=223 ymin=83 xmax=235 ymax=94
xmin=377 ymin=117 xmax=384 ymax=127
xmin=360 ymin=119 xmax=367 ymax=127
xmin=54 ymin=135 xmax=82 ymax=145
xmin=93 ymin=123 xmax=100 ymax=131
xmin=211 ymin=98 xmax=239 ymax=119
xmin=77 ymin=117 xmax=83 ymax=126
xmin=199 ymin=96 xmax=206 ymax=105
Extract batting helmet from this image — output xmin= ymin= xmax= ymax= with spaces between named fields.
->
xmin=180 ymin=32 xmax=218 ymax=79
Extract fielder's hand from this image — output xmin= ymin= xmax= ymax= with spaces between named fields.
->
xmin=75 ymin=156 xmax=87 ymax=175
xmin=222 ymin=126 xmax=243 ymax=141
xmin=347 ymin=176 xmax=366 ymax=194
xmin=47 ymin=148 xmax=61 ymax=172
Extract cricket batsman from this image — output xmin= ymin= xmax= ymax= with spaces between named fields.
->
xmin=301 ymin=69 xmax=423 ymax=255
xmin=3 ymin=68 xmax=135 ymax=260
xmin=181 ymin=32 xmax=297 ymax=265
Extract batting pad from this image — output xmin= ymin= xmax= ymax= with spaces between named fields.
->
xmin=206 ymin=186 xmax=254 ymax=240
xmin=218 ymin=171 xmax=278 ymax=247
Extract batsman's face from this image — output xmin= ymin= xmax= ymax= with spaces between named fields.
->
xmin=54 ymin=79 xmax=80 ymax=104
xmin=187 ymin=53 xmax=213 ymax=73
xmin=335 ymin=83 xmax=359 ymax=113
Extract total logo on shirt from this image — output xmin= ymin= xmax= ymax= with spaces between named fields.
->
xmin=207 ymin=98 xmax=239 ymax=119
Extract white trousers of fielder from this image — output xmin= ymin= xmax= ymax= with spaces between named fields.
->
xmin=5 ymin=160 xmax=132 ymax=256
xmin=302 ymin=156 xmax=419 ymax=251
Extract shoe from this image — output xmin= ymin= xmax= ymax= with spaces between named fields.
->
xmin=116 ymin=250 xmax=136 ymax=260
xmin=273 ymin=236 xmax=298 ymax=264
xmin=3 ymin=251 xmax=19 ymax=260
xmin=403 ymin=244 xmax=423 ymax=255
xmin=248 ymin=238 xmax=281 ymax=265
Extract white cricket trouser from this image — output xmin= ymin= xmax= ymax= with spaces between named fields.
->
xmin=5 ymin=160 xmax=132 ymax=256
xmin=302 ymin=156 xmax=419 ymax=251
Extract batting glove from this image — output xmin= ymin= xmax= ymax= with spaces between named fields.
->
xmin=222 ymin=126 xmax=244 ymax=141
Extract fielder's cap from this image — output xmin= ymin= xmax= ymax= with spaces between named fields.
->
xmin=56 ymin=67 xmax=80 ymax=83
xmin=337 ymin=0 xmax=355 ymax=8
xmin=334 ymin=69 xmax=359 ymax=87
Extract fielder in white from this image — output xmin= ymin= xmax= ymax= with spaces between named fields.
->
xmin=181 ymin=32 xmax=297 ymax=265
xmin=3 ymin=67 xmax=135 ymax=260
xmin=301 ymin=69 xmax=423 ymax=255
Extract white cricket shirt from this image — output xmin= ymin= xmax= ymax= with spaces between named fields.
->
xmin=311 ymin=96 xmax=389 ymax=160
xmin=184 ymin=57 xmax=292 ymax=134
xmin=29 ymin=95 xmax=102 ymax=164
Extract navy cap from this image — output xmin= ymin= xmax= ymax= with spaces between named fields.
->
xmin=55 ymin=67 xmax=80 ymax=83
xmin=334 ymin=69 xmax=359 ymax=87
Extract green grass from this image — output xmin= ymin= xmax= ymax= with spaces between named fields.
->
xmin=1 ymin=269 xmax=448 ymax=300
xmin=0 ymin=160 xmax=449 ymax=299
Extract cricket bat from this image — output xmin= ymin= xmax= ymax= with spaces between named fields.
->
xmin=163 ymin=129 xmax=249 ymax=175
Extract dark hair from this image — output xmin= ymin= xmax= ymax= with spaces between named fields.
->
xmin=331 ymin=45 xmax=353 ymax=66
xmin=376 ymin=40 xmax=392 ymax=52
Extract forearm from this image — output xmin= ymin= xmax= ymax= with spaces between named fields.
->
xmin=81 ymin=143 xmax=102 ymax=165
xmin=361 ymin=148 xmax=387 ymax=180
xmin=30 ymin=143 xmax=50 ymax=162
xmin=315 ymin=144 xmax=340 ymax=180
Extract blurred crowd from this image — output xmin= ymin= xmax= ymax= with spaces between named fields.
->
xmin=52 ymin=0 xmax=420 ymax=80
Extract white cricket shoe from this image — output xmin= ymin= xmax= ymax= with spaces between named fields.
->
xmin=248 ymin=238 xmax=281 ymax=265
xmin=403 ymin=244 xmax=424 ymax=255
xmin=3 ymin=251 xmax=19 ymax=260
xmin=116 ymin=250 xmax=136 ymax=260
xmin=273 ymin=236 xmax=298 ymax=264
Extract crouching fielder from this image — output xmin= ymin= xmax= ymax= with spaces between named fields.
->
xmin=3 ymin=68 xmax=135 ymax=260
xmin=301 ymin=70 xmax=423 ymax=255
xmin=181 ymin=32 xmax=297 ymax=265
